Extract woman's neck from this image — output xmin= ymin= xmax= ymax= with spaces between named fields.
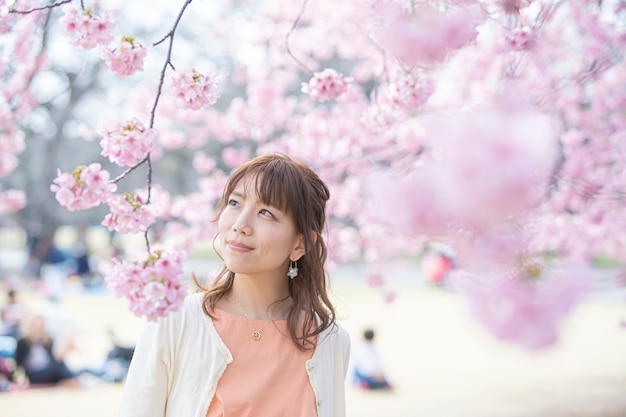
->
xmin=226 ymin=274 xmax=291 ymax=319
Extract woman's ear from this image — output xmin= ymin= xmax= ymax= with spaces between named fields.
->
xmin=290 ymin=233 xmax=306 ymax=261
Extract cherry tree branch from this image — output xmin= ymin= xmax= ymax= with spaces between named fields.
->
xmin=109 ymin=1 xmax=193 ymax=186
xmin=108 ymin=1 xmax=193 ymax=254
xmin=7 ymin=8 xmax=54 ymax=114
xmin=285 ymin=0 xmax=314 ymax=75
xmin=150 ymin=0 xmax=194 ymax=129
xmin=110 ymin=156 xmax=150 ymax=184
xmin=9 ymin=0 xmax=72 ymax=14
xmin=143 ymin=0 xmax=193 ymax=206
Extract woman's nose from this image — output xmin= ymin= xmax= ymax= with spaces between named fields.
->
xmin=232 ymin=213 xmax=252 ymax=235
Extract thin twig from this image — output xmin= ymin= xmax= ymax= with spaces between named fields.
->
xmin=144 ymin=230 xmax=152 ymax=254
xmin=146 ymin=152 xmax=153 ymax=204
xmin=110 ymin=156 xmax=150 ymax=183
xmin=150 ymin=0 xmax=193 ymax=128
xmin=9 ymin=0 xmax=72 ymax=14
xmin=285 ymin=0 xmax=314 ymax=75
xmin=140 ymin=0 xmax=194 ymax=206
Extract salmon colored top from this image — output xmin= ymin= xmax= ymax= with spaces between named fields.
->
xmin=206 ymin=308 xmax=317 ymax=417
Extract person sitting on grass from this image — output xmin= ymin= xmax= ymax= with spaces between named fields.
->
xmin=352 ymin=328 xmax=393 ymax=390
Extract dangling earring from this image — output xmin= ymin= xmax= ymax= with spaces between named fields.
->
xmin=287 ymin=260 xmax=298 ymax=279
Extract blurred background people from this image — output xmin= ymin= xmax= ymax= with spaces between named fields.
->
xmin=1 ymin=288 xmax=26 ymax=339
xmin=421 ymin=246 xmax=455 ymax=288
xmin=351 ymin=328 xmax=393 ymax=390
xmin=0 ymin=288 xmax=26 ymax=390
xmin=72 ymin=222 xmax=99 ymax=287
xmin=14 ymin=313 xmax=78 ymax=387
xmin=0 ymin=343 xmax=16 ymax=391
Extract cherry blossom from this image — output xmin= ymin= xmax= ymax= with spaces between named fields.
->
xmin=102 ymin=192 xmax=156 ymax=234
xmin=102 ymin=36 xmax=149 ymax=78
xmin=366 ymin=167 xmax=454 ymax=238
xmin=0 ymin=151 xmax=19 ymax=178
xmin=221 ymin=146 xmax=251 ymax=170
xmin=135 ymin=184 xmax=172 ymax=220
xmin=4 ymin=0 xmax=625 ymax=350
xmin=366 ymin=273 xmax=386 ymax=288
xmin=100 ymin=118 xmax=156 ymax=167
xmin=455 ymin=267 xmax=588 ymax=350
xmin=192 ymin=152 xmax=217 ymax=174
xmin=370 ymin=1 xmax=486 ymax=67
xmin=170 ymin=68 xmax=221 ymax=110
xmin=59 ymin=4 xmax=114 ymax=50
xmin=508 ymin=23 xmax=536 ymax=51
xmin=386 ymin=66 xmax=434 ymax=109
xmin=0 ymin=188 xmax=26 ymax=215
xmin=105 ymin=250 xmax=188 ymax=321
xmin=425 ymin=104 xmax=559 ymax=229
xmin=301 ymin=68 xmax=351 ymax=102
xmin=0 ymin=129 xmax=25 ymax=166
xmin=50 ymin=163 xmax=116 ymax=211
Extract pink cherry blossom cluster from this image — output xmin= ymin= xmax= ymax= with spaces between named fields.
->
xmin=102 ymin=192 xmax=156 ymax=234
xmin=366 ymin=167 xmax=451 ymax=238
xmin=0 ymin=132 xmax=26 ymax=177
xmin=6 ymin=0 xmax=624 ymax=350
xmin=368 ymin=103 xmax=559 ymax=237
xmin=455 ymin=267 xmax=587 ymax=350
xmin=50 ymin=163 xmax=116 ymax=211
xmin=364 ymin=272 xmax=397 ymax=303
xmin=221 ymin=146 xmax=251 ymax=169
xmin=428 ymin=106 xmax=558 ymax=229
xmin=387 ymin=67 xmax=434 ymax=108
xmin=171 ymin=69 xmax=221 ymax=110
xmin=453 ymin=223 xmax=529 ymax=274
xmin=0 ymin=188 xmax=26 ymax=215
xmin=370 ymin=1 xmax=486 ymax=66
xmin=100 ymin=118 xmax=156 ymax=167
xmin=0 ymin=148 xmax=18 ymax=178
xmin=192 ymin=152 xmax=217 ymax=174
xmin=102 ymin=36 xmax=149 ymax=78
xmin=105 ymin=250 xmax=188 ymax=321
xmin=301 ymin=68 xmax=350 ymax=102
xmin=59 ymin=4 xmax=114 ymax=50
xmin=506 ymin=23 xmax=536 ymax=51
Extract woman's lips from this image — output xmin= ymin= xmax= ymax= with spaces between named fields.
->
xmin=227 ymin=241 xmax=252 ymax=252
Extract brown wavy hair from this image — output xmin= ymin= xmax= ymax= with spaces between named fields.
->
xmin=197 ymin=153 xmax=335 ymax=350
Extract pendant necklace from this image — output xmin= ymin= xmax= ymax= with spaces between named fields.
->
xmin=234 ymin=295 xmax=269 ymax=341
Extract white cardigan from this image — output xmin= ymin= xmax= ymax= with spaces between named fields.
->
xmin=118 ymin=292 xmax=351 ymax=417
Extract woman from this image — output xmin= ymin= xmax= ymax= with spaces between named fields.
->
xmin=119 ymin=154 xmax=351 ymax=417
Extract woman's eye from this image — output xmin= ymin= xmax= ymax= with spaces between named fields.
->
xmin=227 ymin=199 xmax=239 ymax=207
xmin=259 ymin=208 xmax=274 ymax=218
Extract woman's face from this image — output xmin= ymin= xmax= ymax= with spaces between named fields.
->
xmin=218 ymin=176 xmax=304 ymax=280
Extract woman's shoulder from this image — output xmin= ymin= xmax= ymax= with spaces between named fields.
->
xmin=153 ymin=291 xmax=207 ymax=329
xmin=318 ymin=321 xmax=351 ymax=347
xmin=179 ymin=291 xmax=209 ymax=321
xmin=144 ymin=291 xmax=219 ymax=348
xmin=183 ymin=290 xmax=205 ymax=309
xmin=335 ymin=322 xmax=351 ymax=346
